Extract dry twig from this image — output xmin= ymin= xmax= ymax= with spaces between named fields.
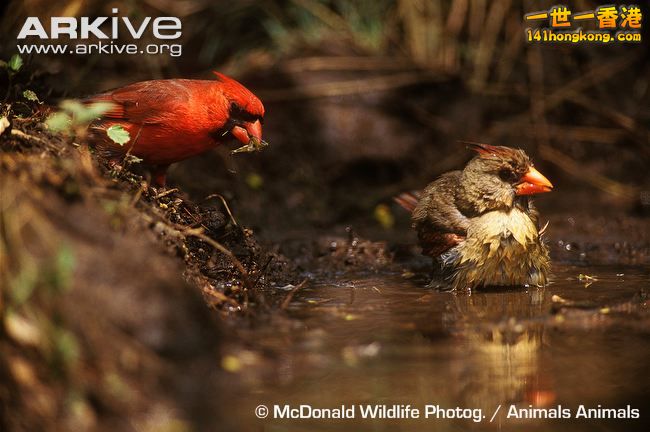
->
xmin=204 ymin=193 xmax=239 ymax=227
xmin=281 ymin=278 xmax=309 ymax=310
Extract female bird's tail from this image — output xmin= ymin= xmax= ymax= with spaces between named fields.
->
xmin=393 ymin=191 xmax=422 ymax=213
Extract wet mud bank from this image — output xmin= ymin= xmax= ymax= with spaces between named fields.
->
xmin=0 ymin=109 xmax=301 ymax=430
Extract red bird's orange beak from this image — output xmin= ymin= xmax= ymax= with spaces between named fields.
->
xmin=246 ymin=119 xmax=262 ymax=142
xmin=515 ymin=166 xmax=553 ymax=195
xmin=230 ymin=120 xmax=268 ymax=154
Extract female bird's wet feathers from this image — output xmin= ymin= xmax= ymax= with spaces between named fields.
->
xmin=443 ymin=206 xmax=549 ymax=289
xmin=398 ymin=143 xmax=552 ymax=290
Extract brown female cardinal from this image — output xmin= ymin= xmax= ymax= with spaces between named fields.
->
xmin=395 ymin=143 xmax=553 ymax=290
xmin=86 ymin=72 xmax=266 ymax=186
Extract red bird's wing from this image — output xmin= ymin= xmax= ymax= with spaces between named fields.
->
xmin=88 ymin=80 xmax=191 ymax=125
xmin=86 ymin=80 xmax=206 ymax=163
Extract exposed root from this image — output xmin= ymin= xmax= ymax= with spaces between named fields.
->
xmin=281 ymin=278 xmax=310 ymax=310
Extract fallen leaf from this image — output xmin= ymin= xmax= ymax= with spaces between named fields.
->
xmin=45 ymin=112 xmax=72 ymax=133
xmin=0 ymin=116 xmax=9 ymax=135
xmin=4 ymin=312 xmax=42 ymax=347
xmin=8 ymin=54 xmax=23 ymax=72
xmin=245 ymin=173 xmax=263 ymax=190
xmin=374 ymin=204 xmax=395 ymax=229
xmin=106 ymin=125 xmax=130 ymax=146
xmin=22 ymin=89 xmax=40 ymax=103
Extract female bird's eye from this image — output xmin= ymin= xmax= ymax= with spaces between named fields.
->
xmin=498 ymin=168 xmax=516 ymax=182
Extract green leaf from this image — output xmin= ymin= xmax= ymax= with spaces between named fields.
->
xmin=51 ymin=245 xmax=75 ymax=293
xmin=52 ymin=327 xmax=80 ymax=368
xmin=59 ymin=100 xmax=112 ymax=125
xmin=45 ymin=112 xmax=72 ymax=133
xmin=106 ymin=125 xmax=130 ymax=146
xmin=83 ymin=102 xmax=113 ymax=120
xmin=59 ymin=100 xmax=85 ymax=115
xmin=22 ymin=89 xmax=40 ymax=103
xmin=10 ymin=259 xmax=38 ymax=305
xmin=8 ymin=54 xmax=23 ymax=72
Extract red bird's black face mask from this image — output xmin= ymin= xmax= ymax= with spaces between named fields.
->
xmin=213 ymin=71 xmax=268 ymax=154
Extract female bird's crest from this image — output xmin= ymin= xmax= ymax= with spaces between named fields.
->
xmin=464 ymin=141 xmax=521 ymax=160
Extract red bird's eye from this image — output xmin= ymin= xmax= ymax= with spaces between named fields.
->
xmin=230 ymin=102 xmax=261 ymax=124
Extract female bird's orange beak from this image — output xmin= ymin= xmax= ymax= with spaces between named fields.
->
xmin=516 ymin=166 xmax=553 ymax=195
xmin=230 ymin=119 xmax=268 ymax=154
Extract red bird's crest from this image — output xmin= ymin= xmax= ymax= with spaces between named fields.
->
xmin=212 ymin=71 xmax=264 ymax=118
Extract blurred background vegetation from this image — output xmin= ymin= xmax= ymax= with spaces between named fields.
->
xmin=2 ymin=0 xmax=649 ymax=250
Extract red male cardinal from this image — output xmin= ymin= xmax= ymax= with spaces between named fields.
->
xmin=87 ymin=72 xmax=267 ymax=186
xmin=395 ymin=143 xmax=553 ymax=290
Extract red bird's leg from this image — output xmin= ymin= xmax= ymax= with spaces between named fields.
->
xmin=151 ymin=164 xmax=170 ymax=188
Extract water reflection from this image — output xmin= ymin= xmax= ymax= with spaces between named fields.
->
xmin=220 ymin=266 xmax=649 ymax=431
xmin=446 ymin=288 xmax=550 ymax=414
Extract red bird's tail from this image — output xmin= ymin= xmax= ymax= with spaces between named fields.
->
xmin=393 ymin=191 xmax=422 ymax=213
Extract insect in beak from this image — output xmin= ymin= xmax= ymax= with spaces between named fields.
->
xmin=230 ymin=120 xmax=268 ymax=154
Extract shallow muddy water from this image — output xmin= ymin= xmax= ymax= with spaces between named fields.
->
xmin=219 ymin=264 xmax=649 ymax=431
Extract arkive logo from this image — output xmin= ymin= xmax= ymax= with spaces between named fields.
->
xmin=18 ymin=8 xmax=181 ymax=39
xmin=16 ymin=8 xmax=183 ymax=57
